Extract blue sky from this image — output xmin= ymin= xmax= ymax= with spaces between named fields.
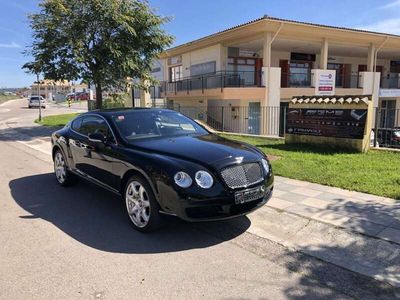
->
xmin=0 ymin=0 xmax=399 ymax=88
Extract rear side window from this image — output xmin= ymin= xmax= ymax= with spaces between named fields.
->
xmin=71 ymin=118 xmax=82 ymax=132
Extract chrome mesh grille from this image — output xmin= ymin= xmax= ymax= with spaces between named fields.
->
xmin=220 ymin=163 xmax=263 ymax=189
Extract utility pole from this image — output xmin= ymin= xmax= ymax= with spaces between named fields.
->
xmin=37 ymin=73 xmax=42 ymax=122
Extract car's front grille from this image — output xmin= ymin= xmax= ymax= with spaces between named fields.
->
xmin=220 ymin=162 xmax=263 ymax=189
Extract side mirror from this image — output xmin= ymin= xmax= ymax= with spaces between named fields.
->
xmin=88 ymin=132 xmax=105 ymax=144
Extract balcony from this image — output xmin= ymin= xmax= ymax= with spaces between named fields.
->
xmin=281 ymin=72 xmax=361 ymax=89
xmin=381 ymin=74 xmax=400 ymax=89
xmin=160 ymin=70 xmax=263 ymax=96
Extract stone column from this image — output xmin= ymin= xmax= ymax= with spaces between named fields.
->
xmin=262 ymin=32 xmax=272 ymax=68
xmin=320 ymin=38 xmax=328 ymax=70
xmin=367 ymin=43 xmax=376 ymax=72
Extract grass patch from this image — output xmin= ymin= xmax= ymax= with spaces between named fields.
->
xmin=0 ymin=94 xmax=19 ymax=104
xmin=35 ymin=113 xmax=80 ymax=127
xmin=221 ymin=134 xmax=400 ymax=200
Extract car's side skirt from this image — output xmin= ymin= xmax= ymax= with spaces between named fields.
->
xmin=70 ymin=169 xmax=121 ymax=196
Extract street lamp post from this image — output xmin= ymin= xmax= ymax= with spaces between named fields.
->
xmin=37 ymin=73 xmax=42 ymax=122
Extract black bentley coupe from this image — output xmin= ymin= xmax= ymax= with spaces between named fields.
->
xmin=51 ymin=108 xmax=274 ymax=231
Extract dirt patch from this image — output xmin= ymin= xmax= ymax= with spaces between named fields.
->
xmin=266 ymin=154 xmax=280 ymax=161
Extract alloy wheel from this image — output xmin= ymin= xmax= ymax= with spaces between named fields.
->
xmin=125 ymin=181 xmax=151 ymax=228
xmin=54 ymin=151 xmax=66 ymax=184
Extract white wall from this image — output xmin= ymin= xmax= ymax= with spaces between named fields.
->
xmin=181 ymin=44 xmax=223 ymax=77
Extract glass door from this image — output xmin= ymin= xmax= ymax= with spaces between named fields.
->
xmin=288 ymin=62 xmax=312 ymax=87
xmin=380 ymin=100 xmax=396 ymax=128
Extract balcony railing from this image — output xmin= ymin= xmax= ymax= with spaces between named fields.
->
xmin=160 ymin=70 xmax=263 ymax=95
xmin=281 ymin=72 xmax=362 ymax=88
xmin=381 ymin=74 xmax=400 ymax=89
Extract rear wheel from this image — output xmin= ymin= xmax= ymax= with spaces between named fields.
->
xmin=124 ymin=176 xmax=162 ymax=232
xmin=54 ymin=149 xmax=76 ymax=186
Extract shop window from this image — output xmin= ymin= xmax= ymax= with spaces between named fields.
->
xmin=190 ymin=61 xmax=216 ymax=76
xmin=288 ymin=62 xmax=312 ymax=87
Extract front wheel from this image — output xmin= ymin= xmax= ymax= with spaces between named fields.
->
xmin=124 ymin=176 xmax=162 ymax=232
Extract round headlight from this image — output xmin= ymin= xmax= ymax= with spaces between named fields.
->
xmin=195 ymin=171 xmax=214 ymax=189
xmin=261 ymin=159 xmax=270 ymax=175
xmin=174 ymin=171 xmax=192 ymax=188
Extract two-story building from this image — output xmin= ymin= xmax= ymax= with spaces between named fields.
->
xmin=149 ymin=16 xmax=400 ymax=136
xmin=30 ymin=80 xmax=89 ymax=101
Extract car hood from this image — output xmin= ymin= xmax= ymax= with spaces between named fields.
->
xmin=127 ymin=134 xmax=263 ymax=168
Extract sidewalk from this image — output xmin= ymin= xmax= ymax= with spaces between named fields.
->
xmin=268 ymin=177 xmax=400 ymax=245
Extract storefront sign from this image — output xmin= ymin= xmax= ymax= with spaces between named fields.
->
xmin=238 ymin=49 xmax=256 ymax=57
xmin=286 ymin=108 xmax=367 ymax=139
xmin=379 ymin=88 xmax=400 ymax=97
xmin=291 ymin=52 xmax=316 ymax=62
xmin=313 ymin=69 xmax=336 ymax=96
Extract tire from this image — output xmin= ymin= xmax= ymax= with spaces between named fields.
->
xmin=124 ymin=175 xmax=163 ymax=232
xmin=53 ymin=149 xmax=76 ymax=186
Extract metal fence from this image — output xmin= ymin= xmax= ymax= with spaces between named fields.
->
xmin=374 ymin=108 xmax=400 ymax=148
xmin=281 ymin=73 xmax=361 ymax=88
xmin=160 ymin=70 xmax=263 ymax=95
xmin=152 ymin=104 xmax=287 ymax=137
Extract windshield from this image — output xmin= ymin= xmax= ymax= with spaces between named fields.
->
xmin=111 ymin=110 xmax=208 ymax=141
xmin=30 ymin=96 xmax=41 ymax=101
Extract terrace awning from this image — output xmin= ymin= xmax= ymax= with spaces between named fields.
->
xmin=291 ymin=95 xmax=371 ymax=105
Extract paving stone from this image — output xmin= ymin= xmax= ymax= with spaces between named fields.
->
xmin=388 ymin=219 xmax=400 ymax=230
xmin=285 ymin=204 xmax=322 ymax=218
xmin=379 ymin=198 xmax=400 ymax=206
xmin=311 ymin=211 xmax=351 ymax=226
xmin=317 ymin=192 xmax=348 ymax=202
xmin=291 ymin=187 xmax=323 ymax=197
xmin=304 ymin=182 xmax=334 ymax=192
xmin=340 ymin=218 xmax=387 ymax=236
xmin=377 ymin=227 xmax=400 ymax=244
xmin=324 ymin=186 xmax=356 ymax=197
xmin=351 ymin=192 xmax=388 ymax=203
xmin=270 ymin=189 xmax=287 ymax=197
xmin=301 ymin=197 xmax=332 ymax=209
xmin=280 ymin=177 xmax=310 ymax=187
xmin=356 ymin=211 xmax=398 ymax=227
xmin=273 ymin=182 xmax=299 ymax=192
xmin=278 ymin=192 xmax=308 ymax=203
xmin=267 ymin=198 xmax=296 ymax=210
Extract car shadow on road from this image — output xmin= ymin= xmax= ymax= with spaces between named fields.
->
xmin=9 ymin=173 xmax=250 ymax=254
xmin=0 ymin=125 xmax=58 ymax=142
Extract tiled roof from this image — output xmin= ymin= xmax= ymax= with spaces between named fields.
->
xmin=167 ymin=15 xmax=399 ymax=52
xmin=291 ymin=95 xmax=372 ymax=105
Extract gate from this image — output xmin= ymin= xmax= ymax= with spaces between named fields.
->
xmin=374 ymin=102 xmax=400 ymax=148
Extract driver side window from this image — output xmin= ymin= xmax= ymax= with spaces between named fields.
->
xmin=80 ymin=115 xmax=115 ymax=143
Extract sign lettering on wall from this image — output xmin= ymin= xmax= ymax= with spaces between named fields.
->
xmin=286 ymin=108 xmax=368 ymax=139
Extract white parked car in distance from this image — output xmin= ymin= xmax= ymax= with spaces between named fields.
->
xmin=28 ymin=96 xmax=46 ymax=109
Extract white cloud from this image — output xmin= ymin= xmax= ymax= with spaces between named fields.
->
xmin=360 ymin=18 xmax=400 ymax=35
xmin=0 ymin=42 xmax=22 ymax=49
xmin=380 ymin=0 xmax=400 ymax=9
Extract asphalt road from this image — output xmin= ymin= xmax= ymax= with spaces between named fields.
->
xmin=0 ymin=99 xmax=397 ymax=299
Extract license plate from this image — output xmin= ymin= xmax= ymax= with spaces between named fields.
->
xmin=235 ymin=185 xmax=266 ymax=204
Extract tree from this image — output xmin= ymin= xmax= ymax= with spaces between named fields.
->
xmin=23 ymin=0 xmax=173 ymax=109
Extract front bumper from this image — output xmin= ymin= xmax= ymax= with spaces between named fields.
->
xmin=158 ymin=177 xmax=274 ymax=222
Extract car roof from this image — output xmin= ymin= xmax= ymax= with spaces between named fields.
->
xmin=85 ymin=108 xmax=175 ymax=116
